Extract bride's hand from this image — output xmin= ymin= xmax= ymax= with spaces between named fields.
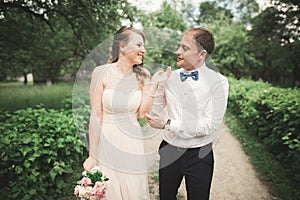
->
xmin=83 ymin=156 xmax=97 ymax=171
xmin=151 ymin=66 xmax=171 ymax=84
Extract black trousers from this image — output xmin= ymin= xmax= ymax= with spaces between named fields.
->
xmin=159 ymin=140 xmax=214 ymax=200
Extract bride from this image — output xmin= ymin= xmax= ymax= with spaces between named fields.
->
xmin=82 ymin=26 xmax=171 ymax=200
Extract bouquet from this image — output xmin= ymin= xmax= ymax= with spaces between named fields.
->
xmin=74 ymin=166 xmax=109 ymax=200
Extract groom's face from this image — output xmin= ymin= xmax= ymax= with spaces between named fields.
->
xmin=176 ymin=33 xmax=201 ymax=71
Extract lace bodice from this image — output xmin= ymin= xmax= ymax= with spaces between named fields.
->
xmin=101 ymin=64 xmax=142 ymax=116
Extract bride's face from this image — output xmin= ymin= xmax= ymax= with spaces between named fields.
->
xmin=121 ymin=32 xmax=146 ymax=65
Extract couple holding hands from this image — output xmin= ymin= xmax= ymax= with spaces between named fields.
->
xmin=83 ymin=26 xmax=229 ymax=200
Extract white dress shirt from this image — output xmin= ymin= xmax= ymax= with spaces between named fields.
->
xmin=152 ymin=64 xmax=229 ymax=148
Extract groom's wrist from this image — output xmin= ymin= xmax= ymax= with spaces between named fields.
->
xmin=163 ymin=119 xmax=171 ymax=131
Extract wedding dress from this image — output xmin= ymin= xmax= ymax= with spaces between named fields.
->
xmin=93 ymin=64 xmax=150 ymax=200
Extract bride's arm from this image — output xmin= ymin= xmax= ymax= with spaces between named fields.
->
xmin=138 ymin=67 xmax=171 ymax=118
xmin=138 ymin=77 xmax=158 ymax=118
xmin=83 ymin=67 xmax=105 ymax=171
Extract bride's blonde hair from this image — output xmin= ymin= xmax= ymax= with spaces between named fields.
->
xmin=108 ymin=26 xmax=150 ymax=86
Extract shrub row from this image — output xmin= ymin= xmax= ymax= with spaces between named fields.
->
xmin=0 ymin=101 xmax=89 ymax=199
xmin=227 ymin=77 xmax=300 ymax=185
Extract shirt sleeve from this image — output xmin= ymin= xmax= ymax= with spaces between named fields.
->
xmin=151 ymin=83 xmax=167 ymax=113
xmin=170 ymin=77 xmax=229 ymax=139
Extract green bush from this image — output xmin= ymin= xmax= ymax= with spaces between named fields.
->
xmin=228 ymin=77 xmax=300 ymax=185
xmin=62 ymin=94 xmax=91 ymax=147
xmin=0 ymin=106 xmax=86 ymax=200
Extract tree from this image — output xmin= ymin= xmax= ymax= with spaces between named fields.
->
xmin=196 ymin=1 xmax=234 ymax=24
xmin=189 ymin=1 xmax=257 ymax=78
xmin=202 ymin=17 xmax=259 ymax=79
xmin=0 ymin=0 xmax=139 ymax=84
xmin=138 ymin=1 xmax=188 ymax=70
xmin=248 ymin=0 xmax=300 ymax=86
xmin=0 ymin=9 xmax=35 ymax=83
xmin=215 ymin=0 xmax=259 ymax=23
xmin=139 ymin=1 xmax=187 ymax=31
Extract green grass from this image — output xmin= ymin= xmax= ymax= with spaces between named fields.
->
xmin=0 ymin=81 xmax=33 ymax=87
xmin=225 ymin=112 xmax=300 ymax=200
xmin=0 ymin=81 xmax=74 ymax=112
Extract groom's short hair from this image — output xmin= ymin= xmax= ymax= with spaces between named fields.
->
xmin=186 ymin=27 xmax=215 ymax=55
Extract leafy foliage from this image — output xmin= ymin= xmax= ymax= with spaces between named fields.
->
xmin=214 ymin=0 xmax=259 ymax=22
xmin=196 ymin=1 xmax=234 ymax=24
xmin=140 ymin=1 xmax=187 ymax=32
xmin=64 ymin=93 xmax=91 ymax=148
xmin=86 ymin=171 xmax=109 ymax=184
xmin=0 ymin=0 xmax=138 ymax=84
xmin=248 ymin=0 xmax=300 ymax=87
xmin=1 ymin=0 xmax=298 ymax=87
xmin=226 ymin=112 xmax=300 ymax=199
xmin=202 ymin=18 xmax=259 ymax=78
xmin=138 ymin=1 xmax=187 ymax=70
xmin=228 ymin=77 xmax=300 ymax=187
xmin=0 ymin=106 xmax=86 ymax=199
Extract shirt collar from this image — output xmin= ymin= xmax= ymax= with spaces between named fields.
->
xmin=181 ymin=63 xmax=207 ymax=73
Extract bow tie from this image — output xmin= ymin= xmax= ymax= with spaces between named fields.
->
xmin=180 ymin=71 xmax=199 ymax=81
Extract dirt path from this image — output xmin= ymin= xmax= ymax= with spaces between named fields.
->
xmin=209 ymin=125 xmax=270 ymax=199
xmin=145 ymin=125 xmax=271 ymax=199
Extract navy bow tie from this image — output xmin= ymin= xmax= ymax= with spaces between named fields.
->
xmin=180 ymin=71 xmax=199 ymax=81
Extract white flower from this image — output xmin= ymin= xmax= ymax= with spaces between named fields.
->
xmin=82 ymin=170 xmax=87 ymax=177
xmin=85 ymin=186 xmax=93 ymax=197
xmin=90 ymin=166 xmax=101 ymax=174
xmin=78 ymin=186 xmax=86 ymax=197
xmin=74 ymin=185 xmax=81 ymax=196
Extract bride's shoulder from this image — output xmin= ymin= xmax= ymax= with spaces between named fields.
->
xmin=93 ymin=64 xmax=112 ymax=75
xmin=90 ymin=65 xmax=112 ymax=83
xmin=94 ymin=64 xmax=111 ymax=72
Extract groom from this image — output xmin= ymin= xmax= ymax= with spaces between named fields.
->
xmin=146 ymin=27 xmax=229 ymax=200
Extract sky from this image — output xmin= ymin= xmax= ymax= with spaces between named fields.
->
xmin=125 ymin=0 xmax=271 ymax=28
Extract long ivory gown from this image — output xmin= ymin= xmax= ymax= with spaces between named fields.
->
xmin=92 ymin=64 xmax=150 ymax=200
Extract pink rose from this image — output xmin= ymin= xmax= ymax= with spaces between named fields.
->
xmin=79 ymin=177 xmax=92 ymax=187
xmin=94 ymin=181 xmax=105 ymax=189
xmin=91 ymin=182 xmax=106 ymax=199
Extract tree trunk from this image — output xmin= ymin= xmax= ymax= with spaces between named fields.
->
xmin=46 ymin=79 xmax=52 ymax=86
xmin=293 ymin=65 xmax=300 ymax=87
xmin=23 ymin=73 xmax=28 ymax=85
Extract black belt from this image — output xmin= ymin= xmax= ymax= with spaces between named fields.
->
xmin=162 ymin=140 xmax=212 ymax=152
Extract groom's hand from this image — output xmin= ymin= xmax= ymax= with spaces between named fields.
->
xmin=145 ymin=111 xmax=167 ymax=129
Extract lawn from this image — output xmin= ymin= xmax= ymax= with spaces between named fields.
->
xmin=0 ymin=81 xmax=74 ymax=112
